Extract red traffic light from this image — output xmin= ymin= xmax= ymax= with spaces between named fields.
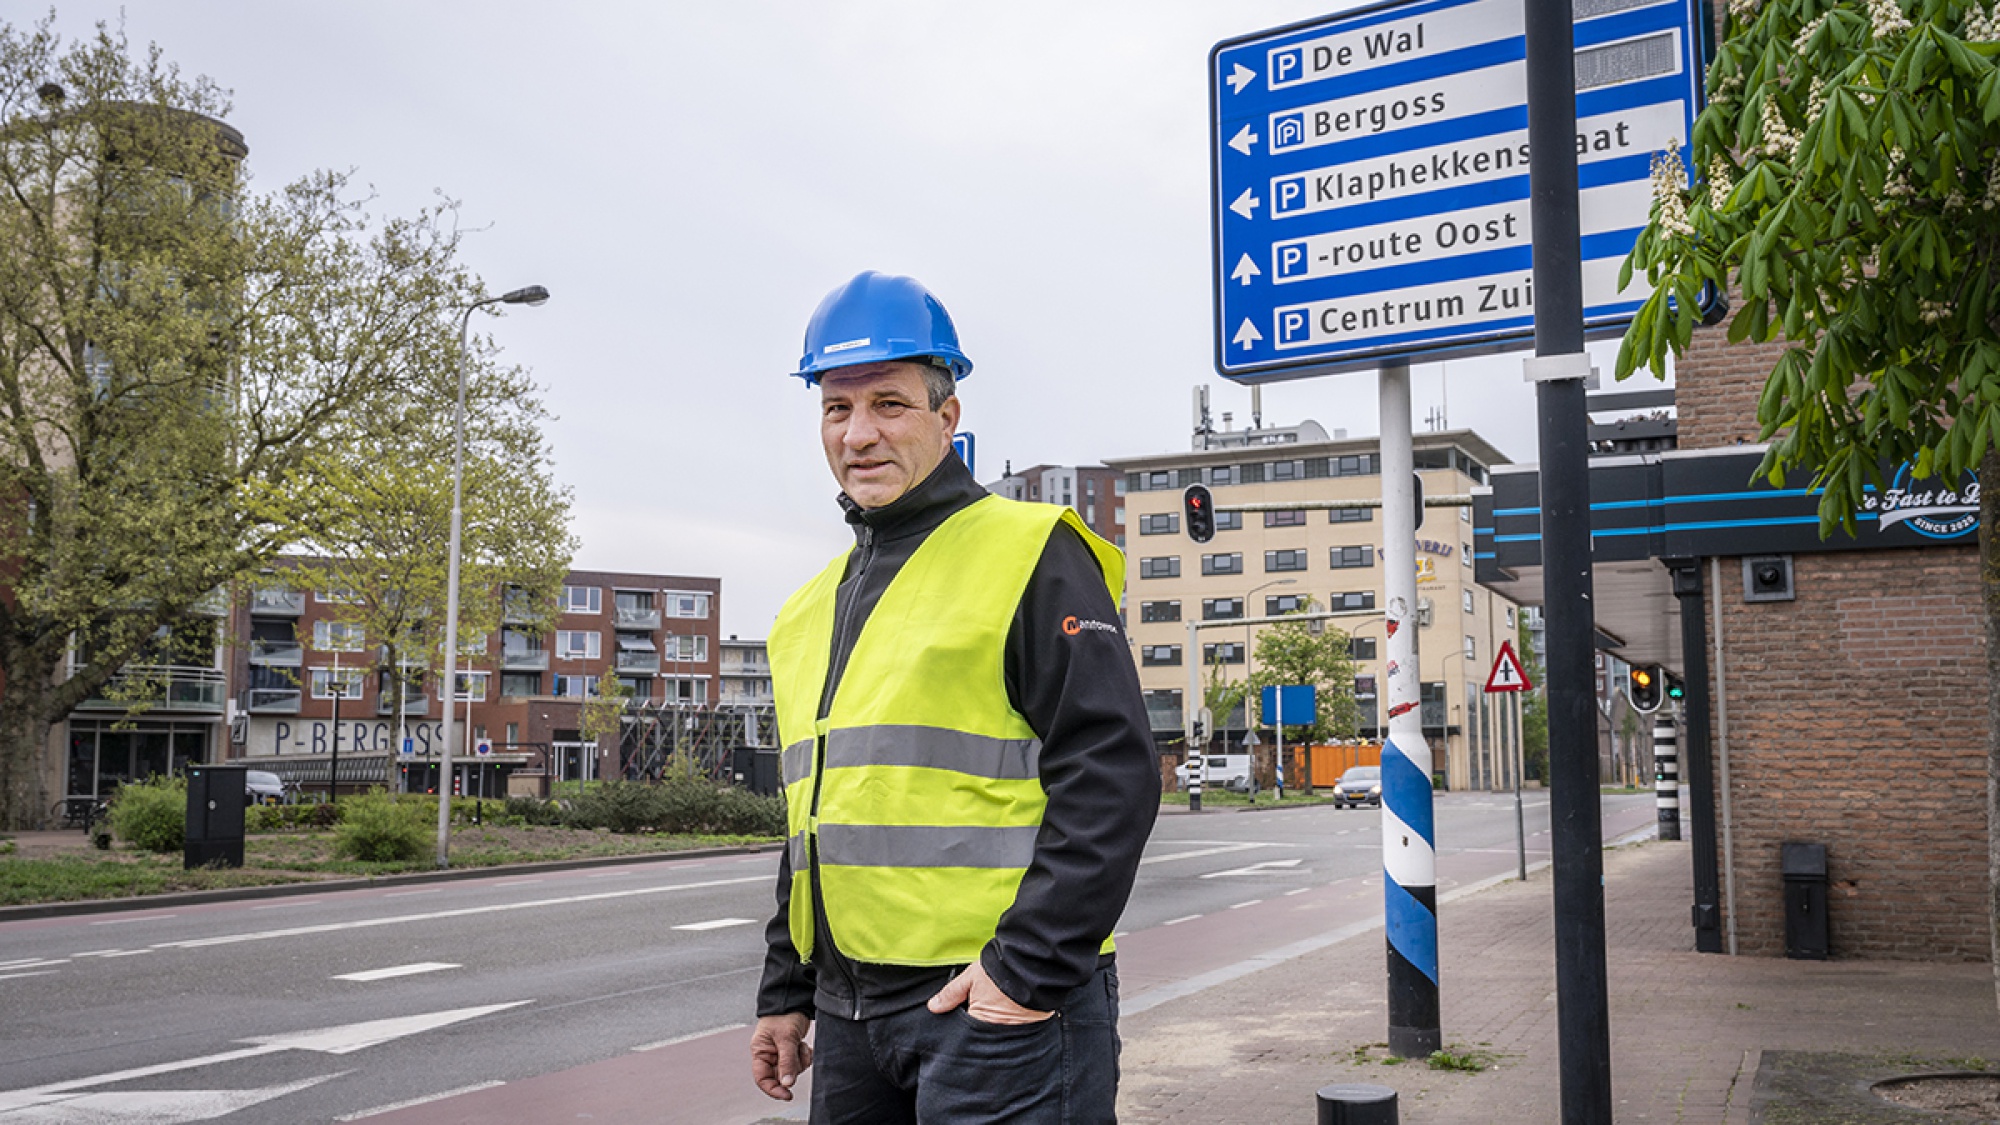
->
xmin=1183 ymin=485 xmax=1216 ymax=543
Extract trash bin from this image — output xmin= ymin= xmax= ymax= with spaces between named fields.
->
xmin=1781 ymin=841 xmax=1829 ymax=960
xmin=185 ymin=764 xmax=247 ymax=870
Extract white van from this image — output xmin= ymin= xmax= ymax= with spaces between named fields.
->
xmin=1175 ymin=753 xmax=1252 ymax=793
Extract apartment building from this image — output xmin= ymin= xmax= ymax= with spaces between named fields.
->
xmin=985 ymin=463 xmax=1126 ymax=548
xmin=1106 ymin=424 xmax=1525 ymax=792
xmin=224 ymin=566 xmax=721 ymax=797
xmin=718 ymin=637 xmax=773 ymax=709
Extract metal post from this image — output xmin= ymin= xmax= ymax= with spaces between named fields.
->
xmin=328 ymin=649 xmax=342 ymax=804
xmin=1669 ymin=561 xmax=1722 ymax=951
xmin=436 ymin=306 xmax=477 ymax=866
xmin=1515 ymin=691 xmax=1529 ymax=882
xmin=1185 ymin=618 xmax=1203 ymax=811
xmin=1378 ymin=361 xmax=1439 ymax=1058
xmin=1275 ymin=695 xmax=1286 ymax=801
xmin=1525 ymin=0 xmax=1613 ymax=1106
xmin=1654 ymin=712 xmax=1681 ymax=840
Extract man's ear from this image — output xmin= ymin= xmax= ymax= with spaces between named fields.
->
xmin=939 ymin=394 xmax=962 ymax=435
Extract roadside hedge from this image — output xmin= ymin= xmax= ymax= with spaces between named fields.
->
xmin=108 ymin=775 xmax=185 ymax=854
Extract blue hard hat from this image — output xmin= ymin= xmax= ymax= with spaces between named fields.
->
xmin=794 ymin=271 xmax=973 ymax=385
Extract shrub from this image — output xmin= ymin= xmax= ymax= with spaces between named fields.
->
xmin=552 ymin=779 xmax=784 ymax=837
xmin=332 ymin=790 xmax=430 ymax=862
xmin=246 ymin=805 xmax=284 ymax=833
xmin=502 ymin=796 xmax=563 ymax=826
xmin=566 ymin=781 xmax=667 ymax=833
xmin=109 ymin=775 xmax=186 ymax=854
xmin=704 ymin=785 xmax=787 ymax=836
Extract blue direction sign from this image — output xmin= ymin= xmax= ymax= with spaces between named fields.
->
xmin=952 ymin=431 xmax=975 ymax=477
xmin=1211 ymin=0 xmax=1703 ymax=380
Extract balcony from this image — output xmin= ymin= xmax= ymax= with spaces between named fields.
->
xmin=191 ymin=588 xmax=230 ymax=617
xmin=248 ymin=639 xmax=304 ymax=667
xmin=251 ymin=588 xmax=306 ymax=616
xmin=76 ymin=665 xmax=227 ymax=714
xmin=244 ymin=687 xmax=302 ymax=714
xmin=615 ymin=650 xmax=660 ymax=674
xmin=502 ymin=597 xmax=537 ymax=626
xmin=615 ymin=606 xmax=661 ymax=631
xmin=502 ymin=647 xmax=549 ymax=672
xmin=377 ymin=691 xmax=430 ymax=716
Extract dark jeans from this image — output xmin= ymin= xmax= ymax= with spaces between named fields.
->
xmin=810 ymin=965 xmax=1121 ymax=1124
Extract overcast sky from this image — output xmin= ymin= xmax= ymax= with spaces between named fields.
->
xmin=44 ymin=1 xmax=1659 ymax=637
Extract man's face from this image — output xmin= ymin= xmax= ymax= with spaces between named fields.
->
xmin=819 ymin=361 xmax=961 ymax=510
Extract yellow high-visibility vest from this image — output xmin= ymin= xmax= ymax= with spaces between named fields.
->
xmin=768 ymin=494 xmax=1124 ymax=966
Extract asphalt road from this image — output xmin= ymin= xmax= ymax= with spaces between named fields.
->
xmin=0 ymin=790 xmax=1658 ymax=1124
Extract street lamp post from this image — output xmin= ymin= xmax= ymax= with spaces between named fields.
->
xmin=1243 ymin=578 xmax=1296 ymax=794
xmin=436 ymin=284 xmax=548 ymax=868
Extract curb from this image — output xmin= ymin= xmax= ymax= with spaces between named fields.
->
xmin=0 ymin=840 xmax=784 ymax=923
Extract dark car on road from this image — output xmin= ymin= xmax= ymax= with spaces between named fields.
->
xmin=1333 ymin=765 xmax=1381 ymax=808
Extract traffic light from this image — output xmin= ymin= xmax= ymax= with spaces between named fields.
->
xmin=1665 ymin=672 xmax=1685 ymax=704
xmin=1627 ymin=664 xmax=1664 ymax=713
xmin=1183 ymin=484 xmax=1215 ymax=543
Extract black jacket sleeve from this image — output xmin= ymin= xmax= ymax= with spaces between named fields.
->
xmin=981 ymin=523 xmax=1161 ymax=1011
xmin=754 ymin=846 xmax=817 ymax=1018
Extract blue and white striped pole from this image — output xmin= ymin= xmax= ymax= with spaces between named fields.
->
xmin=1378 ymin=364 xmax=1440 ymax=1058
xmin=1654 ymin=712 xmax=1681 ymax=841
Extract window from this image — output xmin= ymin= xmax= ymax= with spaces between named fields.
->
xmin=1465 ymin=635 xmax=1478 ymax=660
xmin=1463 ymin=543 xmax=1474 ymax=567
xmin=663 ymin=634 xmax=709 ymax=661
xmin=1114 ymin=477 xmax=1127 ymax=496
xmin=664 ymin=590 xmax=711 ymax=618
xmin=1267 ymin=593 xmax=1309 ymax=615
xmin=618 ymin=676 xmax=651 ymax=697
xmin=1208 ymin=465 xmax=1236 ymax=486
xmin=1269 ymin=459 xmax=1304 ymax=481
xmin=664 ymin=677 xmax=709 ymax=703
xmin=1140 ymin=600 xmax=1182 ymax=623
xmin=1201 ymin=553 xmax=1242 ymax=576
xmin=457 ymin=632 xmax=489 ymax=658
xmin=1350 ymin=637 xmax=1379 ymax=660
xmin=309 ymin=666 xmax=364 ymax=699
xmin=1265 ymin=549 xmax=1308 ymax=572
xmin=554 ymin=674 xmax=599 ymax=698
xmin=501 ymin=672 xmax=541 ymax=697
xmin=1113 ymin=506 xmax=1125 ymax=525
xmin=1332 ymin=590 xmax=1377 ymax=611
xmin=1264 ymin=509 xmax=1307 ymax=527
xmin=1115 ymin=534 xmax=1126 ymax=549
xmin=555 ymin=630 xmax=601 ymax=660
xmin=1202 ymin=642 xmax=1245 ymax=665
xmin=1329 ymin=507 xmax=1373 ymax=523
xmin=315 ymin=585 xmax=362 ymax=604
xmin=312 ymin=620 xmax=365 ymax=652
xmin=1330 ymin=453 xmax=1381 ymax=477
xmin=1330 ymin=545 xmax=1376 ymax=569
xmin=1506 ymin=607 xmax=1517 ymax=628
xmin=453 ymin=671 xmax=489 ymax=701
xmin=1142 ymin=470 xmax=1172 ymax=491
xmin=563 ymin=585 xmax=602 ymax=614
xmin=1463 ymin=590 xmax=1476 ymax=614
xmin=1354 ymin=674 xmax=1378 ymax=699
xmin=1139 ymin=512 xmax=1179 ymax=535
xmin=1143 ymin=688 xmax=1183 ymax=731
xmin=1141 ymin=645 xmax=1182 ymax=666
xmin=1214 ymin=510 xmax=1243 ymax=532
xmin=1461 ymin=503 xmax=1472 ymax=522
xmin=1139 ymin=557 xmax=1180 ymax=580
xmin=1202 ymin=597 xmax=1244 ymax=620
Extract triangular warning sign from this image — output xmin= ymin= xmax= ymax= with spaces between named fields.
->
xmin=1484 ymin=640 xmax=1534 ymax=694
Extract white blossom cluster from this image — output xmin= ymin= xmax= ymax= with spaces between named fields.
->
xmin=1761 ymin=95 xmax=1800 ymax=158
xmin=1983 ymin=155 xmax=2000 ymax=210
xmin=1869 ymin=0 xmax=1912 ymax=37
xmin=1964 ymin=2 xmax=2000 ymax=41
xmin=1730 ymin=0 xmax=1762 ymax=22
xmin=1651 ymin=144 xmax=1695 ymax=237
xmin=1919 ymin=299 xmax=1952 ymax=324
xmin=1708 ymin=156 xmax=1736 ymax=210
xmin=1794 ymin=13 xmax=1829 ymax=53
xmin=1884 ymin=146 xmax=1913 ymax=197
xmin=1806 ymin=76 xmax=1829 ymax=122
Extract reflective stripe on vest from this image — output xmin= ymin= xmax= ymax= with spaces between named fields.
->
xmin=769 ymin=495 xmax=1125 ymax=967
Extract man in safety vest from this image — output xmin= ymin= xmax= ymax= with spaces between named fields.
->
xmin=749 ymin=271 xmax=1160 ymax=1122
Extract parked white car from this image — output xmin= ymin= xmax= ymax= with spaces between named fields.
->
xmin=1175 ymin=753 xmax=1252 ymax=793
xmin=245 ymin=770 xmax=287 ymax=805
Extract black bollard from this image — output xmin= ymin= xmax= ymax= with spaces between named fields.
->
xmin=1317 ymin=1083 xmax=1397 ymax=1124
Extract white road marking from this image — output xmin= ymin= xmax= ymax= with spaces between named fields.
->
xmin=254 ymin=899 xmax=324 ymax=910
xmin=673 ymin=918 xmax=754 ymax=932
xmin=1284 ymin=887 xmax=1312 ymax=896
xmin=0 ymin=970 xmax=60 ymax=982
xmin=494 ymin=879 xmax=543 ymax=887
xmin=1140 ymin=843 xmax=1280 ymax=866
xmin=1162 ymin=914 xmax=1202 ymax=926
xmin=384 ymin=888 xmax=441 ymax=898
xmin=67 ymin=950 xmax=121 ymax=958
xmin=0 ymin=959 xmax=68 ymax=971
xmin=1200 ymin=859 xmax=1304 ymax=879
xmin=0 ymin=1074 xmax=339 ymax=1121
xmin=99 ymin=949 xmax=153 ymax=958
xmin=1229 ymin=900 xmax=1264 ymax=910
xmin=335 ymin=1080 xmax=506 ymax=1120
xmin=333 ymin=962 xmax=461 ymax=982
xmin=630 ymin=1023 xmax=748 ymax=1052
xmin=148 ymin=874 xmax=769 ymax=951
xmin=0 ymin=958 xmax=53 ymax=969
xmin=90 ymin=914 xmax=176 ymax=925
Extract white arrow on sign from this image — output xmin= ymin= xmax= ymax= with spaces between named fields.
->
xmin=1228 ymin=124 xmax=1259 ymax=155
xmin=1233 ymin=319 xmax=1264 ymax=350
xmin=1226 ymin=63 xmax=1258 ymax=94
xmin=1229 ymin=188 xmax=1261 ymax=220
xmin=1201 ymin=858 xmax=1304 ymax=879
xmin=0 ymin=1002 xmax=530 ymax=1115
xmin=1231 ymin=254 xmax=1262 ymax=286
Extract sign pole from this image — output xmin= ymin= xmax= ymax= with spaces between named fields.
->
xmin=1274 ymin=694 xmax=1285 ymax=801
xmin=1524 ymin=0 xmax=1613 ymax=1112
xmin=1185 ymin=619 xmax=1203 ymax=812
xmin=1379 ymin=361 xmax=1439 ymax=1058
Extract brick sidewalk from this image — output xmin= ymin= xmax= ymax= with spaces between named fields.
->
xmin=1116 ymin=839 xmax=2000 ymax=1123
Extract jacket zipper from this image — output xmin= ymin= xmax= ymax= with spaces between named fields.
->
xmin=812 ymin=521 xmax=873 ymax=1020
